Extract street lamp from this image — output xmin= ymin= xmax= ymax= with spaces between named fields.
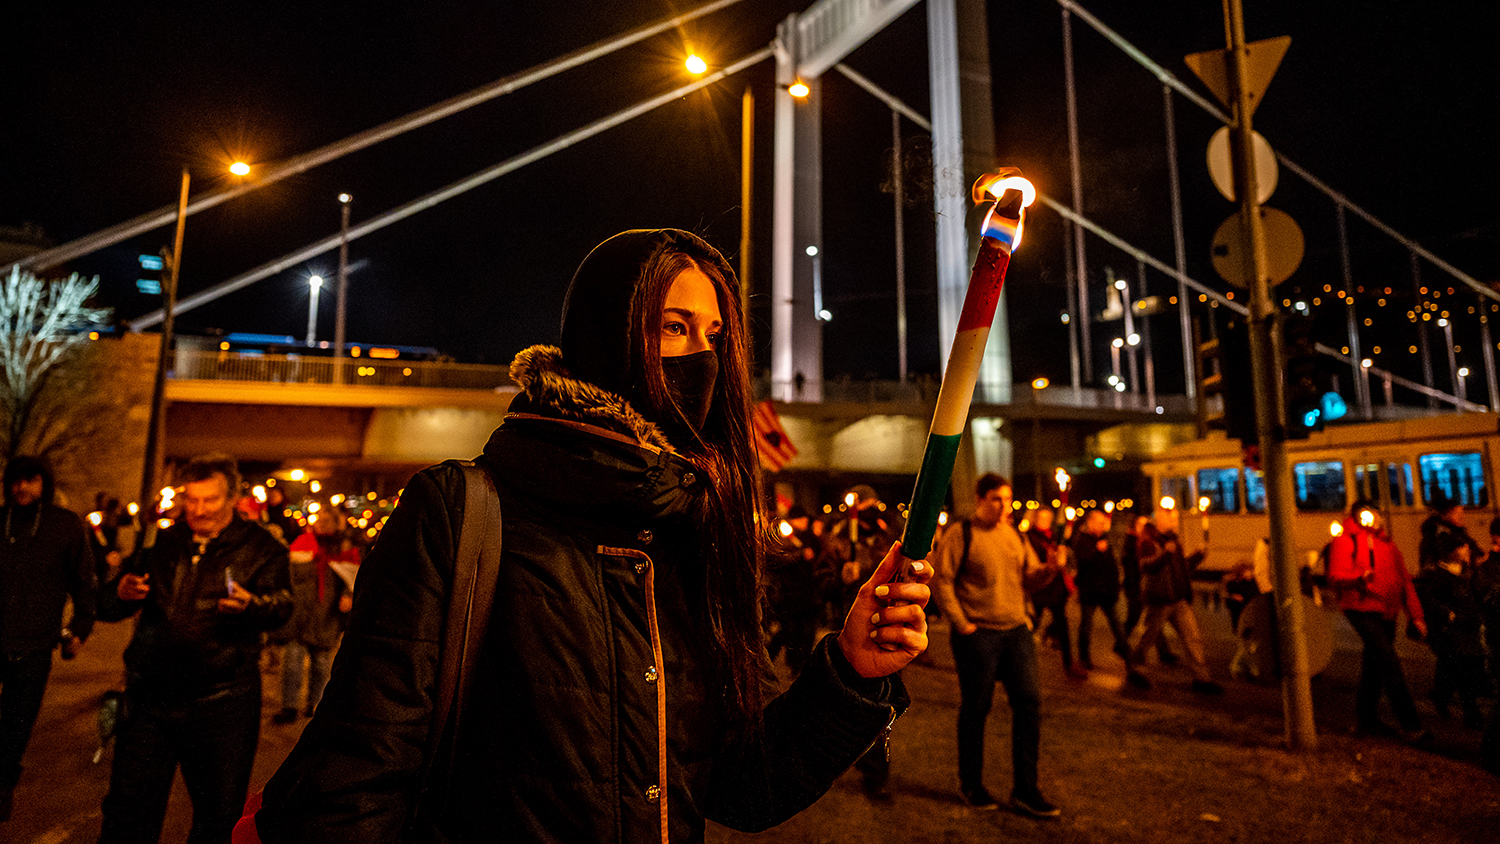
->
xmin=334 ymin=192 xmax=352 ymax=381
xmin=1110 ymin=337 xmax=1125 ymax=406
xmin=139 ymin=160 xmax=249 ymax=549
xmin=307 ymin=275 xmax=324 ymax=346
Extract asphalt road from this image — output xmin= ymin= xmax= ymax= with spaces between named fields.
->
xmin=4 ymin=596 xmax=1496 ymax=843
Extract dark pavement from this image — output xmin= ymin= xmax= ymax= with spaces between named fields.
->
xmin=4 ymin=596 xmax=1498 ymax=843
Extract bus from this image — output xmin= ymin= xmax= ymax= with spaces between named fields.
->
xmin=1141 ymin=412 xmax=1496 ymax=573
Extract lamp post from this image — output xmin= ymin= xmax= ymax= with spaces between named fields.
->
xmin=306 ymin=275 xmax=323 ymax=346
xmin=1115 ymin=276 xmax=1140 ymax=394
xmin=740 ymin=88 xmax=753 ymax=346
xmin=334 ymin=194 xmax=351 ymax=356
xmin=686 ymin=52 xmax=754 ymax=346
xmin=1109 ymin=337 xmax=1125 ymax=408
xmin=334 ymin=193 xmax=352 ymax=383
xmin=138 ymin=161 xmax=249 ymax=549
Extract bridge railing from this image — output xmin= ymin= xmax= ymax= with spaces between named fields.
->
xmin=172 ymin=349 xmax=514 ymax=390
xmin=758 ymin=374 xmax=1196 ymax=416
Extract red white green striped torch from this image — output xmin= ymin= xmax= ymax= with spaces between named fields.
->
xmin=899 ymin=168 xmax=1036 ymax=565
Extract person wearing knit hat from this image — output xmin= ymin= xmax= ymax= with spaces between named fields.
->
xmin=251 ymin=229 xmax=933 ymax=844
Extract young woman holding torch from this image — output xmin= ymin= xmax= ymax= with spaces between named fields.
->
xmin=240 ymin=229 xmax=932 ymax=844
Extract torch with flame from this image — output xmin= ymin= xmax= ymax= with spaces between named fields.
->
xmin=898 ymin=169 xmax=1035 ymax=567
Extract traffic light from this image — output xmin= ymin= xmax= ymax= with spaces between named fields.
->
xmin=1282 ymin=313 xmax=1344 ymax=438
xmin=136 ymin=252 xmax=164 ymax=295
xmin=1198 ymin=314 xmax=1257 ymax=443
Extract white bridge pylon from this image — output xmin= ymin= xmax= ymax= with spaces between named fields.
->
xmin=770 ymin=0 xmax=1009 ymax=405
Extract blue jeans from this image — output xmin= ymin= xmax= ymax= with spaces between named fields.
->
xmin=282 ymin=641 xmax=334 ymax=713
xmin=951 ymin=625 xmax=1041 ymax=798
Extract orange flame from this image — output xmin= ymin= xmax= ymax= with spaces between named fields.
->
xmin=972 ymin=169 xmax=1037 ymax=208
xmin=972 ymin=168 xmax=1036 ymax=250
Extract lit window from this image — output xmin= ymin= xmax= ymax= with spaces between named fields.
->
xmin=1419 ymin=452 xmax=1488 ymax=508
xmin=1196 ymin=467 xmax=1240 ymax=513
xmin=1293 ymin=461 xmax=1346 ymax=512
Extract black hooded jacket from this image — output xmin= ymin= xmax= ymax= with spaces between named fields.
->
xmin=255 ymin=230 xmax=907 ymax=843
xmin=0 ymin=459 xmax=96 ymax=656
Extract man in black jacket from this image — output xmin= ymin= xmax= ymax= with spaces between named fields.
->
xmin=0 ymin=455 xmax=96 ymax=823
xmin=98 ymin=453 xmax=291 ymax=844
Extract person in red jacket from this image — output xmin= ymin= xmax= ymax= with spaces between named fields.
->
xmin=1326 ymin=499 xmax=1430 ymax=741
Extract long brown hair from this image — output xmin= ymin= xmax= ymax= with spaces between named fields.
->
xmin=628 ymin=240 xmax=771 ymax=725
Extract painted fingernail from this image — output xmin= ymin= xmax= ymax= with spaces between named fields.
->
xmin=875 ymin=585 xmax=889 ymax=598
xmin=871 ymin=612 xmax=881 ymax=624
xmin=870 ymin=630 xmax=879 ymax=639
xmin=912 ymin=561 xmax=925 ymax=572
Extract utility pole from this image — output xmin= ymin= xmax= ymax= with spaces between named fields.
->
xmin=1223 ymin=0 xmax=1317 ymax=750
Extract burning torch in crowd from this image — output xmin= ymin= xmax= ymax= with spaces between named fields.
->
xmin=898 ymin=169 xmax=1035 ymax=567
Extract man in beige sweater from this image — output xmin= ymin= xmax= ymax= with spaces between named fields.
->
xmin=932 ymin=473 xmax=1061 ymax=819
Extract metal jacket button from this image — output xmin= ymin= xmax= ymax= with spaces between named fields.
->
xmin=634 ymin=560 xmax=648 ymax=574
xmin=646 ymin=785 xmax=661 ymax=803
xmin=637 ymin=529 xmax=653 ymax=545
xmin=681 ymin=471 xmax=696 ymax=488
xmin=644 ymin=665 xmax=658 ymax=683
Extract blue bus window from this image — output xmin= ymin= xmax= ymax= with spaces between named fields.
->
xmin=1354 ymin=463 xmax=1377 ymax=503
xmin=1419 ymin=452 xmax=1488 ymax=507
xmin=1389 ymin=462 xmax=1414 ymax=506
xmin=1196 ymin=467 xmax=1240 ymax=513
xmin=1293 ymin=461 xmax=1346 ymax=512
xmin=1160 ymin=476 xmax=1191 ymax=509
xmin=1245 ymin=469 xmax=1266 ymax=513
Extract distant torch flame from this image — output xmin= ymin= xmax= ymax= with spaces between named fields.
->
xmin=972 ymin=170 xmax=1037 ymax=251
xmin=1054 ymin=467 xmax=1070 ymax=493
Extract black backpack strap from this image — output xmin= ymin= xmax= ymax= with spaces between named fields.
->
xmin=416 ymin=459 xmax=502 ymax=824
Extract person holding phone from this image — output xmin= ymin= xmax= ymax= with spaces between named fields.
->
xmin=98 ymin=453 xmax=292 ymax=844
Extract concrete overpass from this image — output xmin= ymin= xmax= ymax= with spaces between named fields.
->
xmin=151 ymin=344 xmax=1196 ymax=515
xmin=163 ymin=348 xmax=518 ymax=475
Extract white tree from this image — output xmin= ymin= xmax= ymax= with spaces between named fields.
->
xmin=0 ymin=266 xmax=112 ymax=458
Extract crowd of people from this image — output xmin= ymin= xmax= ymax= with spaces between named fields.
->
xmin=2 ymin=227 xmax=1497 ymax=843
xmin=763 ymin=476 xmax=1500 ymax=818
xmin=0 ymin=450 xmax=367 ymax=841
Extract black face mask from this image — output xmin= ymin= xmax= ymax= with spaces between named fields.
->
xmin=660 ymin=350 xmax=718 ymax=445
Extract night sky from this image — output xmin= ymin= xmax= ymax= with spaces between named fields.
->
xmin=7 ymin=0 xmax=1496 ymax=395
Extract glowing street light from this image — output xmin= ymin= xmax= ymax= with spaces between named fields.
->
xmin=229 ymin=161 xmax=251 ymax=176
xmin=685 ymin=54 xmax=708 ymax=75
xmin=307 ymin=275 xmax=324 ymax=346
xmin=787 ymin=80 xmax=810 ymax=98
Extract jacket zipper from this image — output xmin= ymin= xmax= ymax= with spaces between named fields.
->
xmin=856 ymin=705 xmax=900 ymax=764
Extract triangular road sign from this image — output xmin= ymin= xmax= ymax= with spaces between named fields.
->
xmin=1185 ymin=36 xmax=1291 ymax=118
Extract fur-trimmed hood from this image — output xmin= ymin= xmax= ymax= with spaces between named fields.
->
xmin=509 ymin=345 xmax=674 ymax=452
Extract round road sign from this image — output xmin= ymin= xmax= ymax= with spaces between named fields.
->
xmin=1211 ymin=207 xmax=1304 ymax=288
xmin=1208 ymin=126 xmax=1278 ymax=204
